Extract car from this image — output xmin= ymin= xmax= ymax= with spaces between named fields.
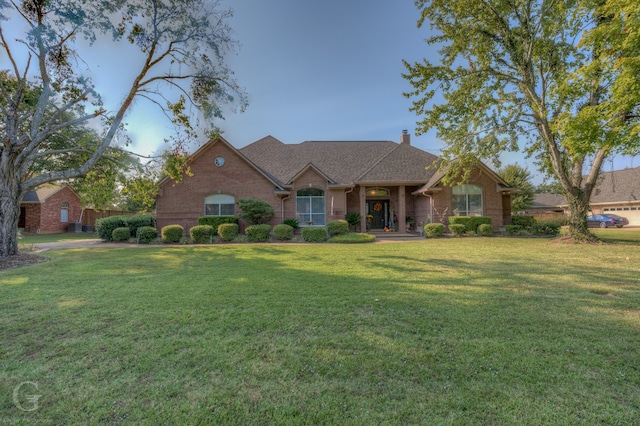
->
xmin=586 ymin=213 xmax=629 ymax=228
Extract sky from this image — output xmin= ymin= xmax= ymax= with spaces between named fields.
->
xmin=3 ymin=0 xmax=639 ymax=183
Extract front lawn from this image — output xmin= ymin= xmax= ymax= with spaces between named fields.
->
xmin=1 ymin=238 xmax=639 ymax=424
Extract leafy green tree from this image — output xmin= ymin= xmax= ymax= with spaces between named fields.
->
xmin=0 ymin=0 xmax=246 ymax=256
xmin=497 ymin=164 xmax=534 ymax=212
xmin=403 ymin=0 xmax=640 ymax=242
xmin=535 ymin=179 xmax=564 ymax=195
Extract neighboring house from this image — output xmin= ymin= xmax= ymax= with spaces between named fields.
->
xmin=525 ymin=166 xmax=640 ymax=225
xmin=156 ymin=132 xmax=519 ymax=233
xmin=19 ymin=184 xmax=82 ymax=233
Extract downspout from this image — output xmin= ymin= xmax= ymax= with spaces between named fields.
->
xmin=281 ymin=194 xmax=290 ymax=223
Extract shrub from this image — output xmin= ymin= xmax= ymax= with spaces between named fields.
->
xmin=531 ymin=223 xmax=561 ymax=236
xmin=112 ymin=227 xmax=131 ymax=241
xmin=236 ymin=198 xmax=274 ymax=225
xmin=478 ymin=223 xmax=493 ymax=237
xmin=329 ymin=233 xmax=376 ymax=244
xmin=282 ymin=218 xmax=300 ymax=229
xmin=137 ymin=226 xmax=158 ymax=243
xmin=326 ymin=219 xmax=349 ymax=237
xmin=449 ymin=223 xmax=466 ymax=237
xmin=125 ymin=214 xmax=155 ymax=237
xmin=302 ymin=227 xmax=327 ymax=242
xmin=245 ymin=224 xmax=271 ymax=242
xmin=96 ymin=216 xmax=127 ymax=241
xmin=448 ymin=216 xmax=492 ymax=233
xmin=273 ymin=224 xmax=294 ymax=241
xmin=198 ymin=216 xmax=237 ymax=230
xmin=190 ymin=225 xmax=214 ymax=243
xmin=161 ymin=224 xmax=183 ymax=243
xmin=505 ymin=225 xmax=525 ymax=235
xmin=511 ymin=215 xmax=535 ymax=228
xmin=345 ymin=212 xmax=362 ymax=231
xmin=424 ymin=223 xmax=444 ymax=238
xmin=218 ymin=223 xmax=239 ymax=241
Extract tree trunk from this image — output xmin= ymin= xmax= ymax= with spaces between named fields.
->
xmin=565 ymin=191 xmax=598 ymax=243
xmin=0 ymin=179 xmax=21 ymax=257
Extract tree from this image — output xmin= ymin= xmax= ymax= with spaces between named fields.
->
xmin=497 ymin=164 xmax=534 ymax=212
xmin=535 ymin=179 xmax=564 ymax=195
xmin=0 ymin=0 xmax=246 ymax=256
xmin=236 ymin=198 xmax=275 ymax=225
xmin=403 ymin=0 xmax=640 ymax=242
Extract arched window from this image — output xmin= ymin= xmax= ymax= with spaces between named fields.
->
xmin=452 ymin=184 xmax=483 ymax=216
xmin=204 ymin=194 xmax=235 ymax=216
xmin=297 ymin=188 xmax=325 ymax=226
xmin=60 ymin=202 xmax=69 ymax=223
xmin=366 ymin=187 xmax=390 ymax=197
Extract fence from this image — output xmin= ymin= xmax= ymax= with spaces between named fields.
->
xmin=80 ymin=209 xmax=141 ymax=227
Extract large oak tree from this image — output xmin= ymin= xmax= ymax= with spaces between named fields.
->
xmin=403 ymin=0 xmax=640 ymax=242
xmin=0 ymin=0 xmax=245 ymax=256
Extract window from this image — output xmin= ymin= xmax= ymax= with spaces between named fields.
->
xmin=60 ymin=202 xmax=69 ymax=223
xmin=452 ymin=184 xmax=483 ymax=216
xmin=297 ymin=188 xmax=325 ymax=226
xmin=204 ymin=194 xmax=235 ymax=216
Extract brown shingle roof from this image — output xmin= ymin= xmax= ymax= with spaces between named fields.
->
xmin=591 ymin=166 xmax=640 ymax=203
xmin=240 ymin=138 xmax=437 ymax=185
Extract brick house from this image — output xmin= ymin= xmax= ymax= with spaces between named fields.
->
xmin=156 ymin=133 xmax=518 ymax=233
xmin=19 ymin=184 xmax=82 ymax=233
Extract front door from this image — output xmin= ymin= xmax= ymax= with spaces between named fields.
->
xmin=367 ymin=200 xmax=389 ymax=230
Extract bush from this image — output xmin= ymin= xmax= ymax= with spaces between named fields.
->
xmin=282 ymin=218 xmax=299 ymax=229
xmin=218 ymin=223 xmax=239 ymax=241
xmin=329 ymin=233 xmax=376 ymax=244
xmin=273 ymin=224 xmax=294 ymax=241
xmin=137 ymin=226 xmax=158 ymax=243
xmin=125 ymin=214 xmax=155 ymax=237
xmin=505 ymin=225 xmax=526 ymax=235
xmin=424 ymin=223 xmax=444 ymax=238
xmin=326 ymin=219 xmax=349 ymax=237
xmin=161 ymin=225 xmax=183 ymax=243
xmin=531 ymin=223 xmax=561 ymax=236
xmin=448 ymin=216 xmax=492 ymax=233
xmin=236 ymin=198 xmax=274 ymax=225
xmin=112 ymin=227 xmax=131 ymax=242
xmin=449 ymin=223 xmax=466 ymax=237
xmin=190 ymin=225 xmax=214 ymax=243
xmin=478 ymin=223 xmax=493 ymax=237
xmin=511 ymin=215 xmax=535 ymax=228
xmin=345 ymin=212 xmax=361 ymax=231
xmin=96 ymin=216 xmax=128 ymax=241
xmin=302 ymin=227 xmax=327 ymax=242
xmin=245 ymin=224 xmax=271 ymax=242
xmin=198 ymin=216 xmax=238 ymax=230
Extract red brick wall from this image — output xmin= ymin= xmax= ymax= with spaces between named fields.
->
xmin=22 ymin=204 xmax=41 ymax=233
xmin=156 ymin=140 xmax=284 ymax=231
xmin=39 ymin=187 xmax=82 ymax=233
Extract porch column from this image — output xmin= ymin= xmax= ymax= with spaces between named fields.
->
xmin=398 ymin=185 xmax=406 ymax=232
xmin=359 ymin=186 xmax=367 ymax=232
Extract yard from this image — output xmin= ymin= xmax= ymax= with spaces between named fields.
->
xmin=1 ymin=235 xmax=639 ymax=424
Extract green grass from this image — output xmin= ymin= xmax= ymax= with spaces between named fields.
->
xmin=20 ymin=232 xmax=98 ymax=244
xmin=1 ymin=238 xmax=639 ymax=424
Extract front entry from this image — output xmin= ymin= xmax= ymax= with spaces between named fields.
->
xmin=367 ymin=200 xmax=390 ymax=230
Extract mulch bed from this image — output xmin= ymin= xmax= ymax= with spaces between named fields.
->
xmin=0 ymin=252 xmax=49 ymax=270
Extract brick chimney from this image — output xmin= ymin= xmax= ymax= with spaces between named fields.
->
xmin=400 ymin=129 xmax=410 ymax=145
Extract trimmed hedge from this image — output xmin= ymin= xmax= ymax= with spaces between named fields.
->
xmin=326 ymin=219 xmax=349 ymax=237
xmin=137 ymin=226 xmax=158 ymax=243
xmin=273 ymin=224 xmax=294 ymax=241
xmin=218 ymin=223 xmax=239 ymax=241
xmin=125 ymin=214 xmax=155 ymax=237
xmin=505 ymin=225 xmax=525 ymax=235
xmin=511 ymin=215 xmax=535 ymax=228
xmin=198 ymin=216 xmax=238 ymax=231
xmin=96 ymin=216 xmax=128 ymax=241
xmin=329 ymin=233 xmax=376 ymax=244
xmin=112 ymin=227 xmax=130 ymax=241
xmin=161 ymin=225 xmax=183 ymax=243
xmin=449 ymin=223 xmax=466 ymax=237
xmin=478 ymin=223 xmax=493 ymax=237
xmin=302 ymin=227 xmax=327 ymax=242
xmin=448 ymin=216 xmax=492 ymax=233
xmin=190 ymin=225 xmax=214 ymax=243
xmin=245 ymin=224 xmax=271 ymax=242
xmin=424 ymin=223 xmax=444 ymax=238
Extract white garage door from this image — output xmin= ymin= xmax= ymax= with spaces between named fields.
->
xmin=603 ymin=207 xmax=640 ymax=225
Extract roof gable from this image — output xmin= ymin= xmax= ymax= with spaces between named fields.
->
xmin=591 ymin=166 xmax=640 ymax=203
